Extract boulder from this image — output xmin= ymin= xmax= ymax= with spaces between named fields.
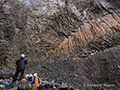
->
xmin=39 ymin=81 xmax=54 ymax=90
xmin=17 ymin=81 xmax=32 ymax=90
xmin=116 ymin=88 xmax=120 ymax=90
xmin=69 ymin=86 xmax=75 ymax=90
xmin=0 ymin=66 xmax=14 ymax=79
xmin=31 ymin=84 xmax=37 ymax=90
xmin=9 ymin=87 xmax=17 ymax=90
xmin=59 ymin=83 xmax=69 ymax=90
xmin=0 ymin=79 xmax=6 ymax=84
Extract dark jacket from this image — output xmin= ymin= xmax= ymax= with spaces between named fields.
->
xmin=16 ymin=57 xmax=27 ymax=70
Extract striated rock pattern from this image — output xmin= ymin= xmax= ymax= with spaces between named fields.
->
xmin=1 ymin=0 xmax=120 ymax=89
xmin=0 ymin=0 xmax=120 ymax=68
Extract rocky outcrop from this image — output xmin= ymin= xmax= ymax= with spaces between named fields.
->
xmin=0 ymin=0 xmax=120 ymax=88
xmin=0 ymin=0 xmax=120 ymax=68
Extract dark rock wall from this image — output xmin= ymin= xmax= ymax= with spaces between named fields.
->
xmin=0 ymin=0 xmax=120 ymax=69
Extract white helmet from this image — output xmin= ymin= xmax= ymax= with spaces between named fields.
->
xmin=34 ymin=73 xmax=37 ymax=77
xmin=29 ymin=74 xmax=33 ymax=77
xmin=21 ymin=54 xmax=25 ymax=57
xmin=25 ymin=74 xmax=29 ymax=77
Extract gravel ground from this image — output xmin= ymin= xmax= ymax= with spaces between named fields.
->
xmin=24 ymin=45 xmax=120 ymax=89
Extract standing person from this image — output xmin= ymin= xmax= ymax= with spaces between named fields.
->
xmin=13 ymin=54 xmax=27 ymax=82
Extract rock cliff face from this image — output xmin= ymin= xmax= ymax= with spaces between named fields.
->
xmin=1 ymin=0 xmax=120 ymax=88
xmin=0 ymin=0 xmax=120 ymax=68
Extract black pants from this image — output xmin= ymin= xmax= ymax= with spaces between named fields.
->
xmin=13 ymin=69 xmax=24 ymax=81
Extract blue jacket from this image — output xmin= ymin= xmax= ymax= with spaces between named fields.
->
xmin=27 ymin=77 xmax=34 ymax=84
xmin=16 ymin=57 xmax=27 ymax=70
xmin=5 ymin=81 xmax=12 ymax=86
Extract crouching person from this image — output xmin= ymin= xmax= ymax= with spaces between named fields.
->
xmin=21 ymin=74 xmax=29 ymax=81
xmin=34 ymin=73 xmax=42 ymax=88
xmin=27 ymin=74 xmax=34 ymax=84
xmin=5 ymin=77 xmax=13 ymax=86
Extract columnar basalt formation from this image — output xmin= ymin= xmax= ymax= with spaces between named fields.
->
xmin=0 ymin=0 xmax=120 ymax=68
xmin=58 ymin=10 xmax=120 ymax=55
